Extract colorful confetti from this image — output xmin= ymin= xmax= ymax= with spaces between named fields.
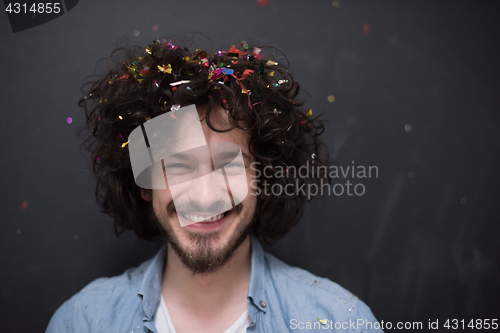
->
xmin=327 ymin=95 xmax=335 ymax=102
xmin=21 ymin=200 xmax=28 ymax=209
xmin=332 ymin=0 xmax=339 ymax=7
xmin=66 ymin=117 xmax=72 ymax=124
xmin=121 ymin=140 xmax=130 ymax=148
xmin=152 ymin=24 xmax=158 ymax=32
xmin=306 ymin=109 xmax=313 ymax=118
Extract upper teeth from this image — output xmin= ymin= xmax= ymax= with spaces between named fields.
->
xmin=182 ymin=213 xmax=225 ymax=223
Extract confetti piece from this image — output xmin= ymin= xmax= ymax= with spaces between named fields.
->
xmin=318 ymin=318 xmax=328 ymax=325
xmin=266 ymin=60 xmax=278 ymax=66
xmin=152 ymin=24 xmax=158 ymax=31
xmin=257 ymin=0 xmax=269 ymax=6
xmin=170 ymin=80 xmax=190 ymax=86
xmin=222 ymin=68 xmax=234 ymax=75
xmin=269 ymin=71 xmax=275 ymax=76
xmin=119 ymin=134 xmax=124 ymax=140
xmin=332 ymin=0 xmax=339 ymax=7
xmin=404 ymin=124 xmax=412 ymax=132
xmin=73 ymin=235 xmax=79 ymax=241
xmin=121 ymin=140 xmax=130 ymax=148
xmin=133 ymin=30 xmax=140 ymax=36
xmin=118 ymin=115 xmax=123 ymax=120
xmin=306 ymin=109 xmax=313 ymax=118
xmin=120 ymin=74 xmax=129 ymax=80
xmin=362 ymin=22 xmax=370 ymax=35
xmin=17 ymin=228 xmax=21 ymax=234
xmin=66 ymin=117 xmax=72 ymax=124
xmin=327 ymin=95 xmax=335 ymax=102
xmin=158 ymin=64 xmax=172 ymax=74
xmin=21 ymin=200 xmax=28 ymax=209
xmin=170 ymin=113 xmax=177 ymax=119
xmin=241 ymin=69 xmax=254 ymax=79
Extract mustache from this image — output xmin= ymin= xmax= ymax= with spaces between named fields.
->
xmin=167 ymin=200 xmax=242 ymax=215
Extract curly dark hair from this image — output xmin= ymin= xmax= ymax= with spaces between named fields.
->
xmin=79 ymin=39 xmax=328 ymax=242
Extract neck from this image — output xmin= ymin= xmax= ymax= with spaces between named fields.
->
xmin=161 ymin=235 xmax=252 ymax=312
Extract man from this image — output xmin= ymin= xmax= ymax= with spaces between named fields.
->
xmin=46 ymin=40 xmax=382 ymax=332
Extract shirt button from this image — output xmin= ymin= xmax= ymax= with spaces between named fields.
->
xmin=260 ymin=301 xmax=266 ymax=308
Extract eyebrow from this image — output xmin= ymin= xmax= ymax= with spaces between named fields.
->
xmin=213 ymin=150 xmax=251 ymax=161
xmin=166 ymin=152 xmax=195 ymax=161
xmin=165 ymin=149 xmax=251 ymax=161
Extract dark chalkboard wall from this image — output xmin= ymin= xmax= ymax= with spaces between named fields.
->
xmin=1 ymin=0 xmax=499 ymax=331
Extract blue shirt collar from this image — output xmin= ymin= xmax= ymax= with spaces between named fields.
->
xmin=137 ymin=234 xmax=267 ymax=320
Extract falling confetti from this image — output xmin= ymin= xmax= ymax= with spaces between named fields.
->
xmin=66 ymin=117 xmax=72 ymax=124
xmin=404 ymin=124 xmax=412 ymax=132
xmin=332 ymin=0 xmax=339 ymax=7
xmin=21 ymin=200 xmax=28 ymax=209
xmin=327 ymin=95 xmax=335 ymax=102
xmin=257 ymin=0 xmax=268 ymax=6
xmin=133 ymin=30 xmax=140 ymax=37
xmin=17 ymin=228 xmax=21 ymax=234
xmin=318 ymin=318 xmax=328 ymax=325
xmin=362 ymin=22 xmax=370 ymax=35
xmin=73 ymin=235 xmax=79 ymax=241
xmin=152 ymin=24 xmax=158 ymax=31
xmin=121 ymin=140 xmax=130 ymax=148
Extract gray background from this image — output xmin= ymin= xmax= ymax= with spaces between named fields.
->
xmin=1 ymin=0 xmax=499 ymax=331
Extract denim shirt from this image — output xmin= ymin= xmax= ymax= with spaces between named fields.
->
xmin=46 ymin=235 xmax=383 ymax=333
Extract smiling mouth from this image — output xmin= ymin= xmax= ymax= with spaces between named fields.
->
xmin=180 ymin=210 xmax=231 ymax=223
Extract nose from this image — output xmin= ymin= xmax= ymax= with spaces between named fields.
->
xmin=187 ymin=170 xmax=233 ymax=212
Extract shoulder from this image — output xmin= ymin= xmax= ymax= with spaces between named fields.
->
xmin=45 ymin=258 xmax=152 ymax=333
xmin=263 ymin=252 xmax=381 ymax=332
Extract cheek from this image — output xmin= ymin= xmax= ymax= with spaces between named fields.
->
xmin=152 ymin=188 xmax=174 ymax=209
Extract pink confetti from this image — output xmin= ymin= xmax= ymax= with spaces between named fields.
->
xmin=21 ymin=200 xmax=28 ymax=209
xmin=66 ymin=117 xmax=72 ymax=124
xmin=152 ymin=25 xmax=158 ymax=32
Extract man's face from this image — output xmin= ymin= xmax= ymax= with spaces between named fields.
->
xmin=145 ymin=107 xmax=257 ymax=274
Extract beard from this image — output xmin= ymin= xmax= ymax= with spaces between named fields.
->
xmin=150 ymin=200 xmax=253 ymax=275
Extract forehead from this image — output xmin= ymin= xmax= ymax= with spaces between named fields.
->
xmin=198 ymin=106 xmax=250 ymax=153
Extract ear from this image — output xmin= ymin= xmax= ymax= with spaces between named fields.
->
xmin=140 ymin=188 xmax=152 ymax=202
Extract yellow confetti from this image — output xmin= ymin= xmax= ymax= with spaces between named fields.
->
xmin=108 ymin=80 xmax=113 ymax=84
xmin=266 ymin=60 xmax=278 ymax=66
xmin=318 ymin=318 xmax=328 ymax=325
xmin=269 ymin=71 xmax=275 ymax=76
xmin=145 ymin=47 xmax=152 ymax=54
xmin=242 ymin=89 xmax=248 ymax=94
xmin=17 ymin=228 xmax=21 ymax=234
xmin=137 ymin=79 xmax=143 ymax=83
xmin=121 ymin=140 xmax=130 ymax=148
xmin=306 ymin=109 xmax=313 ymax=118
xmin=145 ymin=117 xmax=151 ymax=121
xmin=73 ymin=235 xmax=79 ymax=241
xmin=332 ymin=0 xmax=340 ymax=7
xmin=327 ymin=95 xmax=335 ymax=102
xmin=158 ymin=64 xmax=172 ymax=74
xmin=118 ymin=115 xmax=123 ymax=120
